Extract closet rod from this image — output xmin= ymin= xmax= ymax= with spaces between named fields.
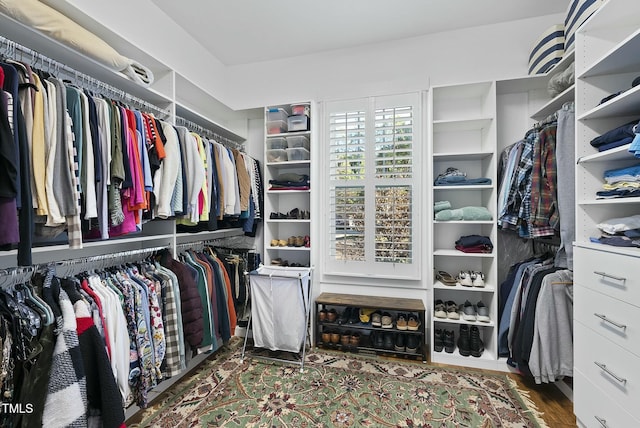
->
xmin=175 ymin=115 xmax=244 ymax=151
xmin=53 ymin=245 xmax=168 ymax=273
xmin=0 ymin=34 xmax=170 ymax=119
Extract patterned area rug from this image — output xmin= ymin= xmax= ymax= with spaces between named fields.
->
xmin=128 ymin=340 xmax=547 ymax=428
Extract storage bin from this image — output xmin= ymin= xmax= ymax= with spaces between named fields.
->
xmin=287 ymin=115 xmax=309 ymax=132
xmin=267 ymin=149 xmax=288 ymax=162
xmin=267 ymin=137 xmax=288 ymax=150
xmin=285 ymin=135 xmax=310 ymax=150
xmin=528 ymin=24 xmax=565 ymax=75
xmin=564 ymin=0 xmax=604 ymax=53
xmin=286 ymin=147 xmax=310 ymax=161
xmin=267 ymin=108 xmax=289 ymax=122
xmin=290 ymin=103 xmax=310 ymax=117
xmin=267 ymin=120 xmax=288 ymax=134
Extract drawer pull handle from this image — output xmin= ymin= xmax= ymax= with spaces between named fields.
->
xmin=593 ymin=271 xmax=626 ymax=283
xmin=594 ymin=361 xmax=627 ymax=385
xmin=594 ymin=313 xmax=627 ymax=330
xmin=595 ymin=416 xmax=608 ymax=428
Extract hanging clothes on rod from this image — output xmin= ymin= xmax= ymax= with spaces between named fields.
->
xmin=0 ymin=35 xmax=263 ymax=267
xmin=0 ymin=245 xmax=179 ymax=427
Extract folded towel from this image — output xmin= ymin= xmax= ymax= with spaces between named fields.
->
xmin=435 ymin=207 xmax=492 ymax=221
xmin=434 ymin=201 xmax=451 ymax=213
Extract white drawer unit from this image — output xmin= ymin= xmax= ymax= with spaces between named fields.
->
xmin=574 ymin=246 xmax=640 ymax=307
xmin=574 ymin=322 xmax=640 ymax=421
xmin=574 ymin=370 xmax=639 ymax=428
xmin=574 ymin=284 xmax=640 ymax=357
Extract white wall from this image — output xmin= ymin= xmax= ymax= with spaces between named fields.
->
xmin=45 ymin=2 xmax=563 ymax=114
xmin=223 ymin=13 xmax=565 ymax=110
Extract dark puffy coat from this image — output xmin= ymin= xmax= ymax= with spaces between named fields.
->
xmin=159 ymin=250 xmax=204 ymax=350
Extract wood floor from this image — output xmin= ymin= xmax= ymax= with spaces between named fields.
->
xmin=509 ymin=374 xmax=576 ymax=427
xmin=430 ymin=359 xmax=576 ymax=427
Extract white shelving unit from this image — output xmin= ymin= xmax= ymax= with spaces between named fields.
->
xmin=263 ymin=104 xmax=314 ymax=268
xmin=573 ymin=1 xmax=640 ymax=426
xmin=428 ymin=81 xmax=500 ymax=370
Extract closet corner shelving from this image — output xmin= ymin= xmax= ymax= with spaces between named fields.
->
xmin=428 ymin=81 xmax=501 ymax=370
xmin=573 ymin=1 xmax=640 ymax=426
xmin=263 ymin=103 xmax=314 ymax=269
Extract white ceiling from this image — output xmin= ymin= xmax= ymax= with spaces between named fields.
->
xmin=151 ymin=0 xmax=569 ymax=66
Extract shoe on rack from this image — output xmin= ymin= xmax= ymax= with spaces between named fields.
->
xmin=461 ymin=300 xmax=477 ymax=322
xmin=434 ymin=300 xmax=447 ymax=319
xmin=381 ymin=312 xmax=394 ymax=329
xmin=443 ymin=330 xmax=455 ymax=353
xmin=337 ymin=307 xmax=352 ymax=324
xmin=383 ymin=332 xmax=394 ymax=350
xmin=436 ymin=270 xmax=457 ymax=286
xmin=371 ymin=311 xmax=382 ymax=327
xmin=396 ymin=313 xmax=408 ymax=330
xmin=321 ymin=331 xmax=331 ymax=343
xmin=340 ymin=333 xmax=351 ymax=347
xmin=476 ymin=301 xmax=491 ymax=323
xmin=359 ymin=308 xmax=375 ymax=324
xmin=472 ymin=271 xmax=485 ymax=287
xmin=407 ymin=313 xmax=421 ymax=331
xmin=458 ymin=325 xmax=471 ymax=357
xmin=406 ymin=334 xmax=419 ymax=354
xmin=457 ymin=271 xmax=473 ymax=287
xmin=318 ymin=309 xmax=327 ymax=322
xmin=350 ymin=333 xmax=361 ymax=347
xmin=373 ymin=331 xmax=385 ymax=349
xmin=446 ymin=301 xmax=460 ymax=320
xmin=394 ymin=334 xmax=406 ymax=352
xmin=348 ymin=307 xmax=360 ymax=324
xmin=470 ymin=326 xmax=484 ymax=357
xmin=433 ymin=329 xmax=444 ymax=352
xmin=327 ymin=309 xmax=338 ymax=323
xmin=330 ymin=331 xmax=341 ymax=344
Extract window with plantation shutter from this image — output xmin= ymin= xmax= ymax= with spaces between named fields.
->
xmin=324 ymin=93 xmax=422 ymax=279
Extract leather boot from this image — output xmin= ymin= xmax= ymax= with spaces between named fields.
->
xmin=433 ymin=329 xmax=444 ymax=352
xmin=458 ymin=324 xmax=470 ymax=357
xmin=444 ymin=329 xmax=455 ymax=353
xmin=470 ymin=325 xmax=484 ymax=357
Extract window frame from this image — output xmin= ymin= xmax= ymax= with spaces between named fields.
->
xmin=321 ymin=92 xmax=423 ymax=280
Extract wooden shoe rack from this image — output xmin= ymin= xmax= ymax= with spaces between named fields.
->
xmin=314 ymin=292 xmax=427 ymax=362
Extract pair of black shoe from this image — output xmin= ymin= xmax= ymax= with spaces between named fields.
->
xmin=337 ymin=307 xmax=360 ymax=325
xmin=434 ymin=329 xmax=455 ymax=353
xmin=458 ymin=324 xmax=484 ymax=357
xmin=371 ymin=332 xmax=420 ymax=353
xmin=433 ymin=326 xmax=484 ymax=356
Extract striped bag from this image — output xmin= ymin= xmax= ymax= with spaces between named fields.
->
xmin=528 ymin=24 xmax=565 ymax=75
xmin=564 ymin=0 xmax=605 ymax=52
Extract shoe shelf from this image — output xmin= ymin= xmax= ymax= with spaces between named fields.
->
xmin=314 ymin=292 xmax=427 ymax=363
xmin=429 ymin=81 xmax=499 ymax=371
xmin=433 ymin=281 xmax=495 ymax=292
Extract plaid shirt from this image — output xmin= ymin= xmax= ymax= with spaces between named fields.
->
xmin=530 ymin=124 xmax=559 ymax=237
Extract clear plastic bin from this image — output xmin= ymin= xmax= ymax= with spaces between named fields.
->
xmin=267 ymin=149 xmax=288 ymax=162
xmin=287 ymin=115 xmax=309 ymax=132
xmin=266 ymin=108 xmax=288 ymax=122
xmin=267 ymin=120 xmax=288 ymax=134
xmin=286 ymin=147 xmax=310 ymax=161
xmin=286 ymin=135 xmax=310 ymax=150
xmin=267 ymin=137 xmax=288 ymax=150
xmin=290 ymin=103 xmax=310 ymax=117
